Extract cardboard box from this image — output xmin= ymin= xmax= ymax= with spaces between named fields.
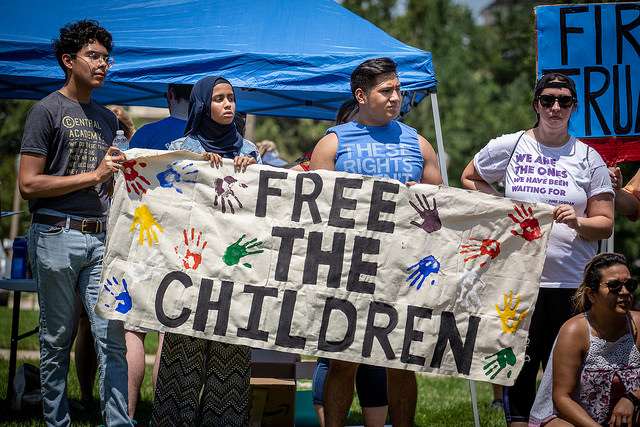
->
xmin=251 ymin=361 xmax=297 ymax=379
xmin=249 ymin=377 xmax=296 ymax=427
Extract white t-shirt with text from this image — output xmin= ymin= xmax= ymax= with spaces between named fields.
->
xmin=474 ymin=131 xmax=613 ymax=289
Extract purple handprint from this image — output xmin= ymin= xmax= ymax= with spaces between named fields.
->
xmin=103 ymin=277 xmax=132 ymax=314
xmin=214 ymin=175 xmax=248 ymax=214
xmin=409 ymin=194 xmax=442 ymax=233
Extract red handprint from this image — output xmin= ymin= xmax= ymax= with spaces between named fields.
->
xmin=123 ymin=160 xmax=151 ymax=195
xmin=174 ymin=228 xmax=208 ymax=270
xmin=509 ymin=204 xmax=542 ymax=242
xmin=460 ymin=238 xmax=501 ymax=267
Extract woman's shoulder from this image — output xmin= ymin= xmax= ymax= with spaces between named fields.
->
xmin=483 ymin=130 xmax=529 ymax=150
xmin=629 ymin=310 xmax=640 ymax=333
xmin=571 ymin=136 xmax=601 ymax=156
xmin=558 ymin=312 xmax=590 ymax=341
xmin=167 ymin=135 xmax=204 ymax=154
xmin=241 ymin=137 xmax=258 ymax=151
xmin=240 ymin=138 xmax=263 ymax=164
xmin=475 ymin=130 xmax=528 ymax=159
xmin=550 ymin=315 xmax=589 ymax=369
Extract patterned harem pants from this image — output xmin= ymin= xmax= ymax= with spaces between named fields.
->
xmin=151 ymin=333 xmax=251 ymax=426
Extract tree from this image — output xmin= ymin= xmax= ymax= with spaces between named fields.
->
xmin=251 ymin=116 xmax=329 ymax=163
xmin=0 ymin=99 xmax=34 ymax=240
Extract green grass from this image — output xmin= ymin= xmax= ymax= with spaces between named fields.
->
xmin=0 ymin=356 xmax=156 ymax=426
xmin=0 ymin=307 xmax=40 ymax=351
xmin=0 ymin=307 xmax=160 ymax=354
xmin=0 ymin=307 xmax=506 ymax=426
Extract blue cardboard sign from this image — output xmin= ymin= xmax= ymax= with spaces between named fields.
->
xmin=536 ymin=3 xmax=640 ymax=138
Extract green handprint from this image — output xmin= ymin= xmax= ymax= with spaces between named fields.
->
xmin=496 ymin=291 xmax=528 ymax=333
xmin=223 ymin=234 xmax=264 ymax=268
xmin=483 ymin=347 xmax=516 ymax=379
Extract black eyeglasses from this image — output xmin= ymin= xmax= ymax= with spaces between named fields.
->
xmin=70 ymin=52 xmax=115 ymax=68
xmin=537 ymin=94 xmax=575 ymax=109
xmin=601 ymin=278 xmax=638 ymax=294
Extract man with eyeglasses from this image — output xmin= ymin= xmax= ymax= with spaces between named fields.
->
xmin=18 ymin=19 xmax=132 ymax=426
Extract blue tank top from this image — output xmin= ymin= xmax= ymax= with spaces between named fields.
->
xmin=329 ymin=120 xmax=423 ymax=184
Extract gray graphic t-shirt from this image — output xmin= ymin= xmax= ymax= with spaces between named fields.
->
xmin=20 ymin=91 xmax=117 ymax=217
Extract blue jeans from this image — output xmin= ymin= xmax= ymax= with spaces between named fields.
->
xmin=28 ymin=210 xmax=131 ymax=427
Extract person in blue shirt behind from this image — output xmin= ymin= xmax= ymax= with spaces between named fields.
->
xmin=129 ymin=83 xmax=192 ymax=150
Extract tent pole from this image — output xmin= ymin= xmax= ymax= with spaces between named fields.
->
xmin=245 ymin=114 xmax=256 ymax=142
xmin=430 ymin=93 xmax=449 ymax=185
xmin=469 ymin=380 xmax=481 ymax=427
xmin=431 ymin=92 xmax=480 ymax=427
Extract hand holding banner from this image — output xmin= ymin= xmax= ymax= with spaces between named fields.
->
xmin=97 ymin=149 xmax=553 ymax=386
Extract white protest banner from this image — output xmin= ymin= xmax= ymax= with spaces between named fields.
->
xmin=96 ymin=149 xmax=553 ymax=386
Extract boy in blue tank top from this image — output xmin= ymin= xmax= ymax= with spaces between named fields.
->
xmin=310 ymin=57 xmax=443 ymax=427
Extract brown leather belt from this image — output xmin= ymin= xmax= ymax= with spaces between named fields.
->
xmin=33 ymin=213 xmax=107 ymax=234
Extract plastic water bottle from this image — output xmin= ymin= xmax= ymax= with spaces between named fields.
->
xmin=11 ymin=237 xmax=27 ymax=279
xmin=112 ymin=129 xmax=129 ymax=151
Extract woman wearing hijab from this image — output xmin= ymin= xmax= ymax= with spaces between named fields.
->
xmin=166 ymin=75 xmax=261 ymax=165
xmin=151 ymin=76 xmax=261 ymax=426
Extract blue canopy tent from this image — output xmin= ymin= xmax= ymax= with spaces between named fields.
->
xmin=0 ymin=0 xmax=448 ymax=182
xmin=0 ymin=0 xmax=435 ymax=118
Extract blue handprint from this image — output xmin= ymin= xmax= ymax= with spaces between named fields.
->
xmin=156 ymin=161 xmax=198 ymax=194
xmin=103 ymin=277 xmax=132 ymax=314
xmin=406 ymin=255 xmax=440 ymax=289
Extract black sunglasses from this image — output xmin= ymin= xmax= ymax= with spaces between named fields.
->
xmin=537 ymin=94 xmax=575 ymax=109
xmin=601 ymin=278 xmax=638 ymax=294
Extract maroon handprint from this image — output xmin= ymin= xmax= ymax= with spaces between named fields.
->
xmin=509 ymin=204 xmax=542 ymax=242
xmin=174 ymin=228 xmax=208 ymax=270
xmin=409 ymin=194 xmax=442 ymax=233
xmin=460 ymin=238 xmax=501 ymax=267
xmin=123 ymin=160 xmax=151 ymax=195
xmin=214 ymin=176 xmax=248 ymax=214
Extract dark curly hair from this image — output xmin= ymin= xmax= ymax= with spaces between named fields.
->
xmin=572 ymin=252 xmax=630 ymax=313
xmin=54 ymin=19 xmax=113 ymax=74
xmin=168 ymin=84 xmax=193 ymax=102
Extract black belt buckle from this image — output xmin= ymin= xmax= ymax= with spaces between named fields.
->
xmin=81 ymin=219 xmax=101 ymax=234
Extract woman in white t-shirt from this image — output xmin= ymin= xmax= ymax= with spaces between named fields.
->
xmin=461 ymin=73 xmax=614 ymax=427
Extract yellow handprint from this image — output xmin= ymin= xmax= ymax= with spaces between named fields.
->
xmin=495 ymin=291 xmax=528 ymax=333
xmin=130 ymin=205 xmax=163 ymax=246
